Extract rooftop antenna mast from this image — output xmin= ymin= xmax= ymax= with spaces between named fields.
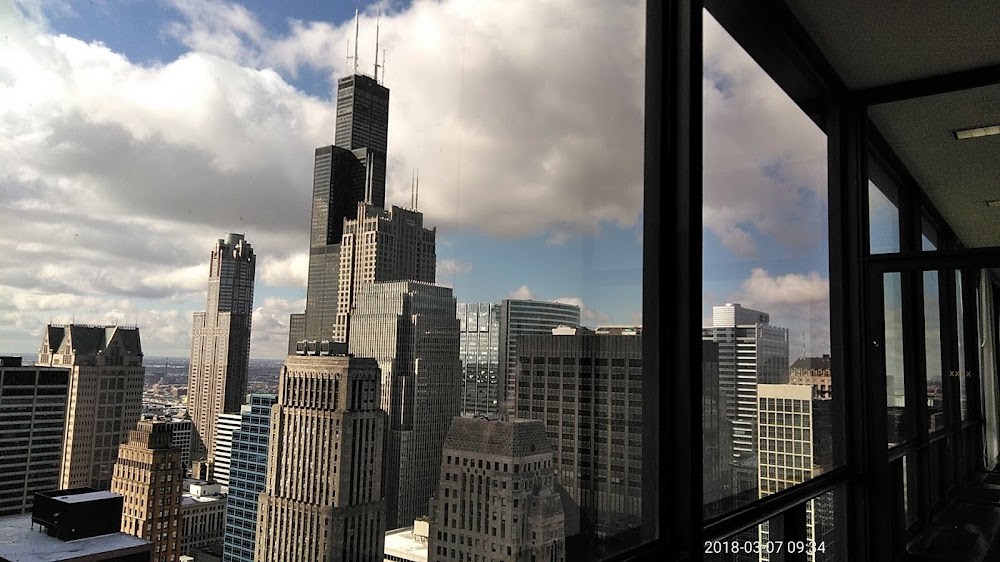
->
xmin=415 ymin=168 xmax=419 ymax=211
xmin=410 ymin=169 xmax=416 ymax=210
xmin=348 ymin=7 xmax=359 ymax=75
xmin=373 ymin=8 xmax=382 ymax=82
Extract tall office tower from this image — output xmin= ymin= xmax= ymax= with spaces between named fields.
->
xmin=188 ymin=233 xmax=256 ymax=461
xmin=255 ymin=353 xmax=387 ymax=562
xmin=0 ymin=357 xmax=69 ymax=517
xmin=515 ymin=327 xmax=643 ymax=555
xmin=427 ymin=417 xmax=566 ymax=562
xmin=499 ymin=299 xmax=581 ymax=416
xmin=756 ymin=384 xmax=836 ymax=562
xmin=144 ymin=415 xmax=194 ymax=471
xmin=288 ymin=72 xmax=390 ymax=351
xmin=703 ymin=341 xmax=734 ymax=510
xmin=110 ymin=420 xmax=184 ymax=562
xmin=333 ymin=203 xmax=437 ymax=343
xmin=37 ymin=324 xmax=145 ymax=490
xmin=457 ymin=302 xmax=502 ymax=417
xmin=222 ymin=394 xmax=277 ymax=562
xmin=0 ymin=489 xmax=153 ymax=560
xmin=348 ymin=280 xmax=461 ymax=529
xmin=789 ymin=354 xmax=833 ymax=399
xmin=211 ymin=412 xmax=242 ymax=487
xmin=702 ymin=303 xmax=789 ymax=495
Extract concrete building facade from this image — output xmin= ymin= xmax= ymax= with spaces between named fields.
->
xmin=187 ymin=234 xmax=256 ymax=461
xmin=0 ymin=359 xmax=69 ymax=517
xmin=110 ymin=420 xmax=184 ymax=562
xmin=222 ymin=394 xmax=277 ymax=562
xmin=181 ymin=481 xmax=226 ymax=556
xmin=254 ymin=354 xmax=387 ymax=562
xmin=348 ymin=281 xmax=462 ymax=529
xmin=211 ymin=412 xmax=242 ymax=487
xmin=428 ymin=417 xmax=566 ymax=562
xmin=37 ymin=324 xmax=145 ymax=491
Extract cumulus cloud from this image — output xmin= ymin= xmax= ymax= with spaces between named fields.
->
xmin=554 ymin=296 xmax=611 ymax=325
xmin=438 ymin=259 xmax=472 ymax=276
xmin=507 ymin=285 xmax=535 ymax=300
xmin=702 ymin=14 xmax=827 ymax=257
xmin=260 ymin=252 xmax=308 ymax=287
xmin=251 ymin=296 xmax=306 ymax=357
xmin=729 ymin=268 xmax=831 ymax=357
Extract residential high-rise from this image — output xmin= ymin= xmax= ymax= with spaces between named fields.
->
xmin=702 ymin=303 xmax=789 ymax=495
xmin=254 ymin=353 xmax=387 ymax=562
xmin=348 ymin=281 xmax=461 ymax=529
xmin=288 ymin=72 xmax=391 ymax=351
xmin=211 ymin=412 xmax=242 ymax=487
xmin=457 ymin=302 xmax=502 ymax=417
xmin=427 ymin=417 xmax=566 ymax=562
xmin=222 ymin=394 xmax=277 ymax=562
xmin=37 ymin=324 xmax=145 ymax=490
xmin=333 ymin=203 xmax=437 ymax=343
xmin=187 ymin=233 xmax=256 ymax=461
xmin=499 ymin=299 xmax=581 ymax=415
xmin=515 ymin=327 xmax=643 ymax=556
xmin=110 ymin=420 xmax=184 ymax=562
xmin=0 ymin=357 xmax=69 ymax=517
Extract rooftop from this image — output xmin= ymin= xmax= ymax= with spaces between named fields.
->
xmin=43 ymin=491 xmax=119 ymax=505
xmin=0 ymin=514 xmax=151 ymax=561
xmin=384 ymin=526 xmax=428 ymax=562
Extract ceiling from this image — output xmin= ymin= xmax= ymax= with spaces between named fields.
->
xmin=783 ymin=0 xmax=1000 ymax=248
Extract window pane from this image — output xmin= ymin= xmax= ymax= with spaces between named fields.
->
xmin=701 ymin=12 xmax=836 ymax=518
xmin=924 ymin=271 xmax=944 ymax=432
xmin=884 ymin=273 xmax=908 ymax=446
xmin=956 ymin=270 xmax=968 ymax=420
xmin=869 ymin=179 xmax=900 ymax=254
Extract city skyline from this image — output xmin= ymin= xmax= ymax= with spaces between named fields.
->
xmin=0 ymin=0 xmax=647 ymax=359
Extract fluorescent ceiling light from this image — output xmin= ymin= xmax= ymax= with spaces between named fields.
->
xmin=954 ymin=124 xmax=1000 ymax=139
xmin=986 ymin=200 xmax=1000 ymax=207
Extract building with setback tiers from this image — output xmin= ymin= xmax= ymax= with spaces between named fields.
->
xmin=254 ymin=354 xmax=387 ymax=562
xmin=110 ymin=420 xmax=184 ymax=562
xmin=515 ymin=327 xmax=642 ymax=556
xmin=187 ymin=234 xmax=255 ymax=462
xmin=0 ymin=357 xmax=69 ymax=517
xmin=428 ymin=417 xmax=566 ymax=562
xmin=37 ymin=324 xmax=145 ymax=491
xmin=348 ymin=281 xmax=462 ymax=530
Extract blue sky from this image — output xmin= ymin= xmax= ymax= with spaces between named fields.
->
xmin=0 ymin=0 xmax=645 ymax=358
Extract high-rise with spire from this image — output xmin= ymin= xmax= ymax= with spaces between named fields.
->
xmin=187 ymin=233 xmax=256 ymax=460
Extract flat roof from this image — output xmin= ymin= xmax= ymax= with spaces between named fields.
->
xmin=0 ymin=515 xmax=151 ymax=561
xmin=47 ymin=491 xmax=120 ymax=504
xmin=384 ymin=527 xmax=428 ymax=562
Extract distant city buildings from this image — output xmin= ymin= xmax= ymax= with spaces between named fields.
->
xmin=428 ymin=416 xmax=566 ymax=562
xmin=0 ymin=356 xmax=69 ymax=517
xmin=499 ymin=299 xmax=581 ymax=416
xmin=187 ymin=233 xmax=256 ymax=461
xmin=37 ymin=324 xmax=145 ymax=490
xmin=456 ymin=302 xmax=502 ymax=417
xmin=349 ymin=281 xmax=462 ymax=529
xmin=110 ymin=419 xmax=184 ymax=562
xmin=222 ymin=394 xmax=277 ymax=562
xmin=788 ymin=354 xmax=832 ymax=399
xmin=515 ymin=326 xmax=642 ymax=554
xmin=702 ymin=303 xmax=789 ymax=496
xmin=702 ymin=342 xmax=734 ymax=509
xmin=0 ymin=488 xmax=153 ymax=561
xmin=255 ymin=353 xmax=387 ymax=561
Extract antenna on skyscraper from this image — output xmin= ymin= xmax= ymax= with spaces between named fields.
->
xmin=415 ymin=168 xmax=419 ymax=211
xmin=373 ymin=8 xmax=382 ymax=82
xmin=410 ymin=169 xmax=416 ymax=209
xmin=802 ymin=330 xmax=806 ymax=360
xmin=382 ymin=49 xmax=387 ymax=83
xmin=351 ymin=8 xmax=360 ymax=75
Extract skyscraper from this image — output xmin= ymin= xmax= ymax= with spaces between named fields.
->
xmin=187 ymin=233 xmax=256 ymax=461
xmin=702 ymin=303 xmax=789 ymax=495
xmin=110 ymin=420 xmax=184 ymax=562
xmin=37 ymin=324 xmax=145 ymax=490
xmin=289 ymin=72 xmax=391 ymax=351
xmin=211 ymin=412 xmax=243 ymax=487
xmin=334 ymin=203 xmax=436 ymax=343
xmin=0 ymin=357 xmax=69 ymax=517
xmin=499 ymin=299 xmax=581 ymax=415
xmin=515 ymin=327 xmax=643 ymax=556
xmin=428 ymin=417 xmax=566 ymax=562
xmin=222 ymin=394 xmax=277 ymax=562
xmin=255 ymin=353 xmax=386 ymax=562
xmin=348 ymin=281 xmax=462 ymax=529
xmin=457 ymin=302 xmax=502 ymax=417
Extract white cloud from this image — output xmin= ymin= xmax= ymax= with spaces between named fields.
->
xmin=729 ymin=268 xmax=831 ymax=357
xmin=554 ymin=296 xmax=610 ymax=325
xmin=260 ymin=252 xmax=308 ymax=287
xmin=507 ymin=285 xmax=535 ymax=300
xmin=251 ymin=297 xmax=306 ymax=358
xmin=438 ymin=259 xmax=472 ymax=276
